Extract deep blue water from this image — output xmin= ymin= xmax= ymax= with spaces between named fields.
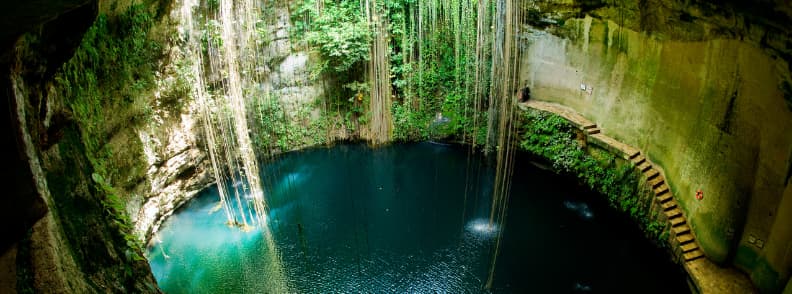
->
xmin=147 ymin=143 xmax=689 ymax=293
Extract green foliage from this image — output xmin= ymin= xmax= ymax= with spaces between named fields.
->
xmin=255 ymin=17 xmax=270 ymax=47
xmin=47 ymin=4 xmax=163 ymax=286
xmin=386 ymin=0 xmax=412 ymax=93
xmin=296 ymin=0 xmax=372 ymax=74
xmin=252 ymin=93 xmax=330 ymax=152
xmin=56 ymin=4 xmax=161 ymax=174
xmin=159 ymin=57 xmax=193 ymax=115
xmin=385 ymin=1 xmax=485 ymax=144
xmin=646 ymin=221 xmax=667 ymax=243
xmin=343 ymin=81 xmax=369 ymax=126
xmin=91 ymin=173 xmax=146 ymax=266
xmin=287 ymin=1 xmax=485 ymax=143
xmin=201 ymin=19 xmax=224 ymax=50
xmin=392 ymin=100 xmax=429 ymax=141
xmin=15 ymin=231 xmax=34 ymax=294
xmin=206 ymin=0 xmax=219 ymax=11
xmin=519 ymin=109 xmax=666 ymax=243
xmin=290 ymin=0 xmax=378 ymax=139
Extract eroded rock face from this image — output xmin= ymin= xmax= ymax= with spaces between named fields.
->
xmin=270 ymin=52 xmax=323 ymax=115
xmin=133 ymin=109 xmax=213 ymax=244
xmin=1 ymin=0 xmax=168 ymax=292
xmin=132 ymin=2 xmax=331 ymax=246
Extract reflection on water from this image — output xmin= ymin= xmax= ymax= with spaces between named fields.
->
xmin=563 ymin=200 xmax=594 ymax=220
xmin=147 ymin=143 xmax=689 ymax=293
xmin=466 ymin=218 xmax=500 ymax=239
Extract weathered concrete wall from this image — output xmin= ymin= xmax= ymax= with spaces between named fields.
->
xmin=519 ymin=15 xmax=792 ymax=292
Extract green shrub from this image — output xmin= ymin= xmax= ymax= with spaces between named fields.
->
xmin=296 ymin=0 xmax=372 ymax=74
xmin=519 ymin=109 xmax=667 ymax=244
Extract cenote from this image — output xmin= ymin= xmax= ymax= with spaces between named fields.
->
xmin=147 ymin=143 xmax=689 ymax=293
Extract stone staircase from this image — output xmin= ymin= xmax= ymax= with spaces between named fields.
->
xmin=521 ymin=101 xmax=705 ymax=262
xmin=628 ymin=151 xmax=705 ymax=262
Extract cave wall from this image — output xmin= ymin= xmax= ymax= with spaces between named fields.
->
xmin=4 ymin=0 xmax=791 ymax=292
xmin=520 ymin=2 xmax=792 ymax=292
xmin=1 ymin=0 xmax=174 ymax=292
xmin=1 ymin=0 xmax=332 ymax=289
xmin=132 ymin=0 xmax=331 ymax=244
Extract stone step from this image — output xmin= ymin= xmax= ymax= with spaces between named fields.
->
xmin=661 ymin=200 xmax=677 ymax=211
xmin=636 ymin=161 xmax=652 ymax=172
xmin=628 ymin=150 xmax=641 ymax=159
xmin=673 ymin=224 xmax=691 ymax=235
xmin=644 ymin=168 xmax=660 ymax=180
xmin=684 ymin=249 xmax=705 ymax=262
xmin=648 ymin=177 xmax=665 ymax=189
xmin=681 ymin=242 xmax=699 ymax=253
xmin=670 ymin=216 xmax=686 ymax=227
xmin=657 ymin=192 xmax=673 ymax=203
xmin=587 ymin=128 xmax=601 ymax=135
xmin=676 ymin=233 xmax=694 ymax=244
xmin=665 ymin=208 xmax=682 ymax=218
xmin=631 ymin=155 xmax=646 ymax=165
xmin=583 ymin=124 xmax=597 ymax=130
xmin=654 ymin=183 xmax=670 ymax=196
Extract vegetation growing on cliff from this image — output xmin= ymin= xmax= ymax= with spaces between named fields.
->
xmin=252 ymin=93 xmax=331 ymax=152
xmin=518 ymin=109 xmax=667 ymax=243
xmin=295 ymin=1 xmax=372 ymax=75
xmin=39 ymin=3 xmax=164 ymax=291
xmin=57 ymin=4 xmax=159 ymax=179
xmin=290 ymin=0 xmax=373 ymax=139
xmin=290 ymin=0 xmax=489 ymax=145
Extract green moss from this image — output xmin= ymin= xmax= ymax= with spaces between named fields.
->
xmin=15 ymin=231 xmax=34 ymax=294
xmin=782 ymin=80 xmax=792 ymax=112
xmin=518 ymin=109 xmax=666 ymax=243
xmin=56 ymin=4 xmax=160 ymax=180
xmin=692 ymin=213 xmax=733 ymax=264
xmin=734 ymin=246 xmax=758 ymax=270
xmin=35 ymin=2 xmax=165 ymax=291
xmin=46 ymin=127 xmax=101 ymax=274
xmin=602 ymin=21 xmax=609 ymax=54
xmin=752 ymin=261 xmax=781 ymax=293
xmin=736 ymin=245 xmax=785 ymax=293
xmin=251 ymin=93 xmax=332 ymax=153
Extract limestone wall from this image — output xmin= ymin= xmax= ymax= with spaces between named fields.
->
xmin=519 ymin=16 xmax=792 ymax=292
xmin=133 ymin=1 xmax=329 ymax=244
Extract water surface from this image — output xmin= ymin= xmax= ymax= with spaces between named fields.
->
xmin=147 ymin=143 xmax=689 ymax=293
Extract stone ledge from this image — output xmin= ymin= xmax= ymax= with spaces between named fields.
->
xmin=520 ymin=100 xmax=756 ymax=294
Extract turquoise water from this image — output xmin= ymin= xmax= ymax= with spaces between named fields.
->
xmin=147 ymin=143 xmax=689 ymax=293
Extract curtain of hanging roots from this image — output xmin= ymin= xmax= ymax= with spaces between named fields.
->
xmin=410 ymin=0 xmax=521 ymax=288
xmin=366 ymin=0 xmax=393 ymax=145
xmin=187 ymin=0 xmax=524 ymax=287
xmin=184 ymin=0 xmax=270 ymax=230
xmin=485 ymin=0 xmax=521 ymax=289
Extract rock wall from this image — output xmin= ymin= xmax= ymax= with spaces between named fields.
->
xmin=1 ymin=0 xmax=165 ymax=291
xmin=134 ymin=0 xmax=331 ymax=245
xmin=131 ymin=68 xmax=213 ymax=243
xmin=520 ymin=3 xmax=792 ymax=292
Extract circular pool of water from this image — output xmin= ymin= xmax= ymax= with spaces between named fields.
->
xmin=147 ymin=143 xmax=689 ymax=293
